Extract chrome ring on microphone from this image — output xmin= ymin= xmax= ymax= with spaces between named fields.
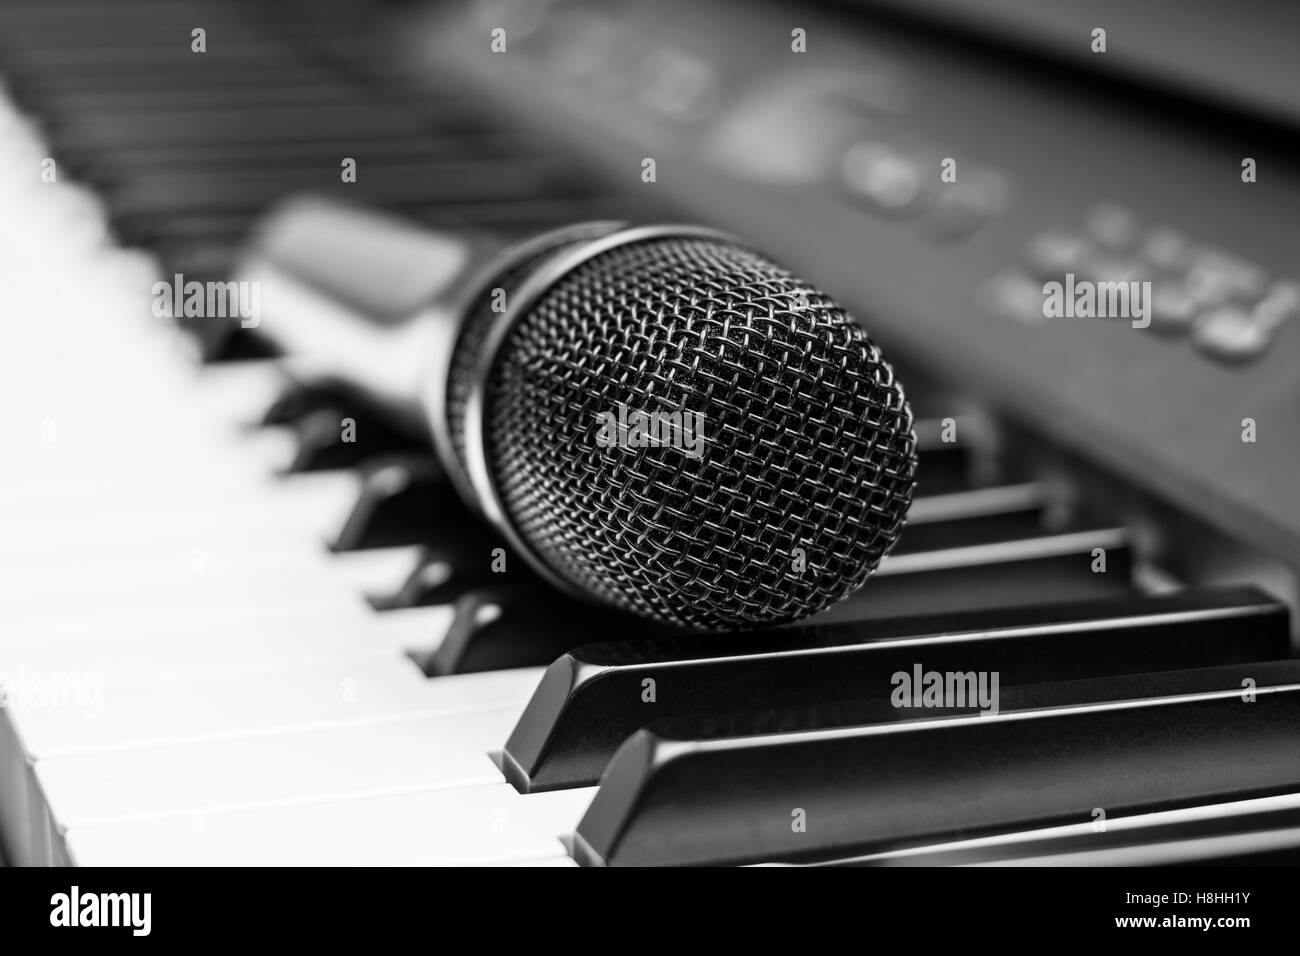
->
xmin=425 ymin=219 xmax=624 ymax=511
xmin=460 ymin=223 xmax=746 ymax=604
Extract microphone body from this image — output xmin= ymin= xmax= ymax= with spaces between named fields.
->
xmin=239 ymin=205 xmax=916 ymax=629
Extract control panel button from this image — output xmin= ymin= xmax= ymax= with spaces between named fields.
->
xmin=982 ymin=272 xmax=1046 ymax=324
xmin=1141 ymin=227 xmax=1193 ymax=270
xmin=925 ymin=169 xmax=1008 ymax=242
xmin=1192 ymin=305 xmax=1275 ymax=363
xmin=841 ymin=140 xmax=929 ymax=216
xmin=1086 ymin=203 xmax=1141 ymax=251
xmin=1186 ymin=251 xmax=1267 ymax=304
xmin=640 ymin=47 xmax=718 ymax=121
xmin=1024 ymin=230 xmax=1090 ymax=279
xmin=1256 ymin=280 xmax=1300 ymax=329
xmin=1149 ymin=283 xmax=1200 ymax=336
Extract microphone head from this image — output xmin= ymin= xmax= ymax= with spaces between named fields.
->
xmin=456 ymin=225 xmax=917 ymax=630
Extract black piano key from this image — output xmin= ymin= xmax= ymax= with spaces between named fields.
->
xmin=285 ymin=406 xmax=424 ymax=473
xmin=43 ymin=86 xmax=480 ymax=129
xmin=145 ymin=212 xmax=260 ymax=251
xmin=890 ymin=482 xmax=1047 ymax=554
xmin=260 ymin=380 xmax=336 ymax=427
xmin=160 ymin=245 xmax=248 ymax=298
xmin=9 ymin=65 xmax=335 ymax=103
xmin=34 ymin=83 xmax=371 ymax=118
xmin=44 ymin=105 xmax=425 ymax=159
xmin=416 ymin=514 xmax=1138 ymax=675
xmin=408 ymin=198 xmax=620 ymax=236
xmin=909 ymin=416 xmax=992 ymax=495
xmin=78 ymin=137 xmax=521 ymax=189
xmin=259 ymin=374 xmax=434 ymax=440
xmin=824 ymin=776 xmax=1300 ymax=866
xmin=912 ymin=446 xmax=973 ymax=496
xmin=13 ymin=67 xmax=331 ymax=118
xmin=0 ymin=19 xmax=265 ymax=48
xmin=411 ymin=582 xmax=668 ymax=677
xmin=574 ymin=671 xmax=1300 ymax=866
xmin=106 ymin=159 xmax=580 ymax=237
xmin=502 ymin=587 xmax=1290 ymax=792
xmin=204 ymin=326 xmax=278 ymax=362
xmin=367 ymin=534 xmax=509 ymax=610
xmin=153 ymin=240 xmax=275 ymax=359
xmin=0 ymin=0 xmax=259 ymax=23
xmin=818 ymin=525 xmax=1134 ymax=622
xmin=1 ymin=43 xmax=288 ymax=75
xmin=0 ymin=2 xmax=211 ymax=26
xmin=330 ymin=456 xmax=473 ymax=552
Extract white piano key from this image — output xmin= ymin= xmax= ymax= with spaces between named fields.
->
xmin=474 ymin=856 xmax=579 ymax=867
xmin=11 ymin=660 xmax=543 ymax=757
xmin=5 ymin=357 xmax=288 ymax=451
xmin=5 ymin=449 xmax=347 ymax=513
xmin=0 ymin=594 xmax=405 ymax=665
xmin=2 ymin=426 xmax=299 ymax=495
xmin=36 ymin=707 xmax=515 ymax=831
xmin=1 ymin=545 xmax=424 ymax=624
xmin=4 ymin=410 xmax=297 ymax=470
xmin=2 ymin=662 xmax=542 ymax=864
xmin=5 ymin=471 xmax=360 ymax=559
xmin=235 ymin=258 xmax=434 ymax=425
xmin=0 ymin=604 xmax=453 ymax=683
xmin=63 ymin=784 xmax=596 ymax=866
xmin=1 ymin=589 xmax=393 ymax=645
xmin=243 ymin=194 xmax=471 ymax=322
xmin=3 ymin=364 xmax=287 ymax=424
xmin=185 ymin=361 xmax=296 ymax=431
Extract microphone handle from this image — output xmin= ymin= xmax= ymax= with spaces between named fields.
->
xmin=231 ymin=196 xmax=484 ymax=438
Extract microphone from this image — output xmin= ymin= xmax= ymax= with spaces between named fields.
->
xmin=239 ymin=206 xmax=917 ymax=629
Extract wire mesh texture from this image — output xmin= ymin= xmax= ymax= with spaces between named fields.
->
xmin=480 ymin=233 xmax=918 ymax=630
xmin=445 ymin=235 xmax=599 ymax=493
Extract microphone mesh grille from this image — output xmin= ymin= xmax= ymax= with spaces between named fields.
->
xmin=446 ymin=238 xmax=594 ymax=488
xmin=485 ymin=234 xmax=917 ymax=629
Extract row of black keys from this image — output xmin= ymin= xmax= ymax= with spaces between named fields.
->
xmin=245 ymin=372 xmax=1300 ymax=865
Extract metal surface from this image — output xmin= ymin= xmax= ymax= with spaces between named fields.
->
xmin=464 ymin=226 xmax=918 ymax=629
xmin=431 ymin=219 xmax=624 ymax=507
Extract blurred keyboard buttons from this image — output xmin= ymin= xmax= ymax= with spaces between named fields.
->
xmin=925 ymin=169 xmax=1007 ymax=241
xmin=841 ymin=140 xmax=928 ymax=216
xmin=1149 ymin=282 xmax=1200 ymax=336
xmin=1024 ymin=230 xmax=1090 ymax=279
xmin=1086 ymin=203 xmax=1141 ymax=251
xmin=1192 ymin=305 xmax=1274 ymax=363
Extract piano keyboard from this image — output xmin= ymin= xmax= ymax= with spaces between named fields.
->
xmin=3 ymin=0 xmax=1300 ymax=868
